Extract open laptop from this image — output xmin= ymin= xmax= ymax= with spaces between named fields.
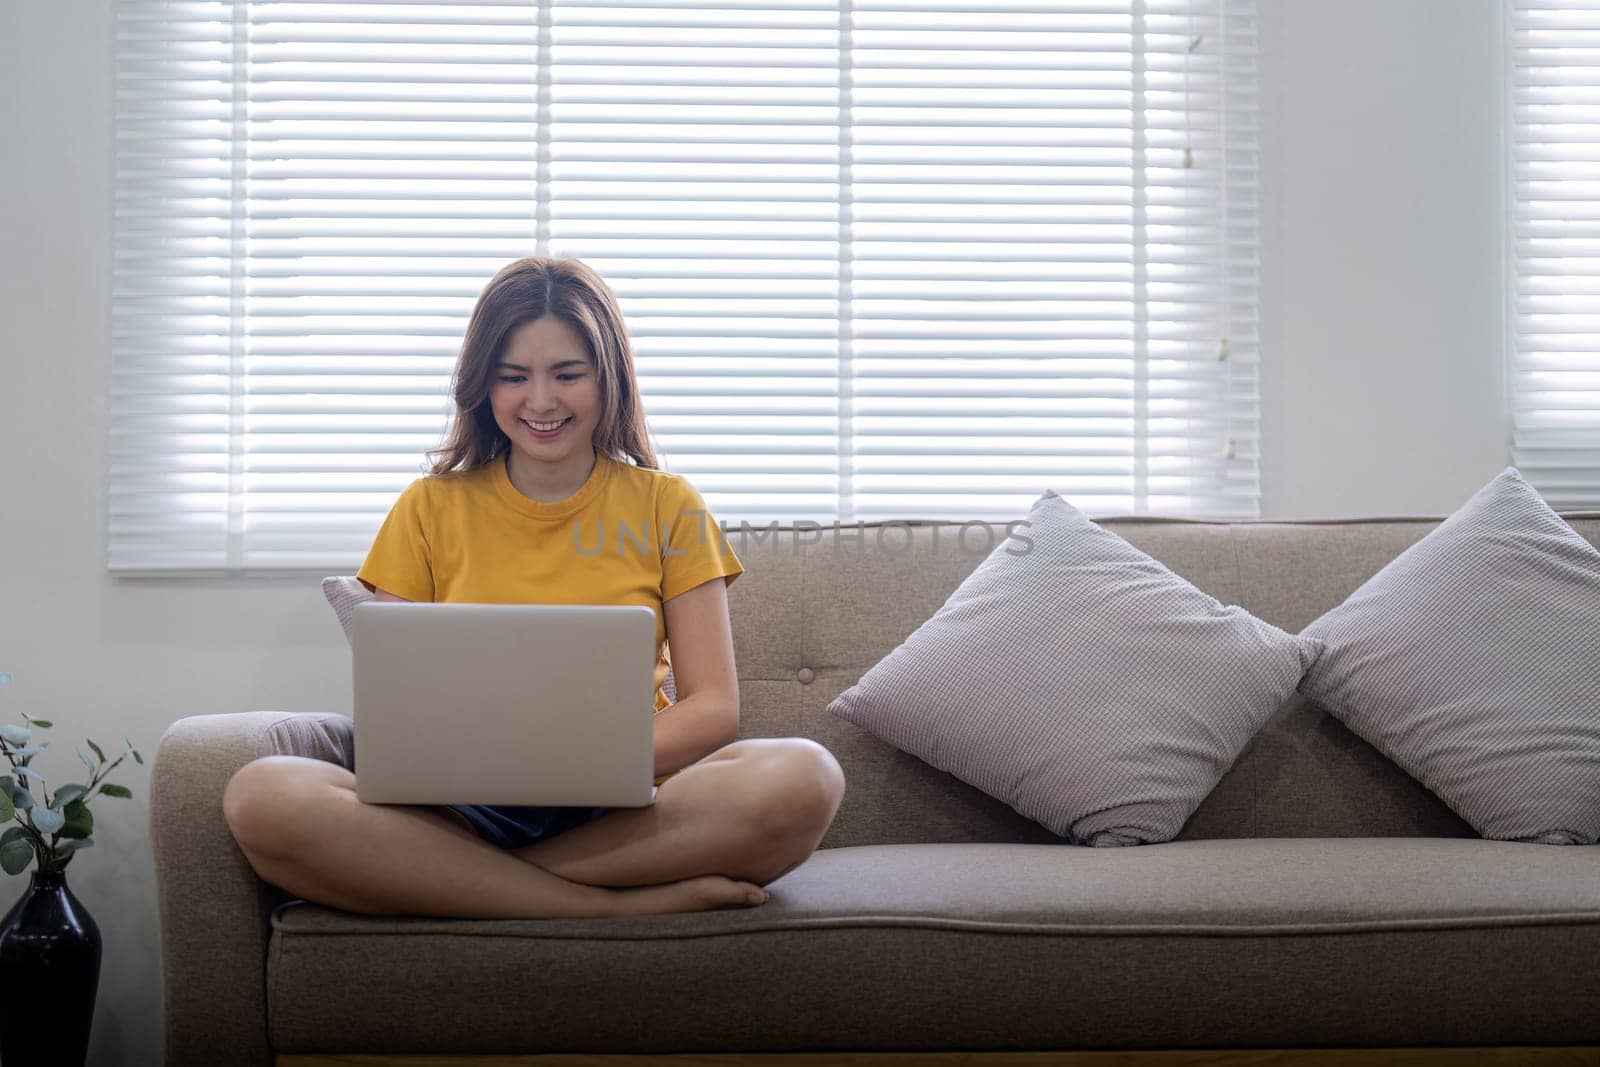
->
xmin=351 ymin=602 xmax=658 ymax=808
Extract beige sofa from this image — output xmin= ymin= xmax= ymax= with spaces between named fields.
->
xmin=150 ymin=512 xmax=1600 ymax=1066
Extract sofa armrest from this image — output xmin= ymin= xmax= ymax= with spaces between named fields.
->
xmin=150 ymin=711 xmax=353 ymax=1067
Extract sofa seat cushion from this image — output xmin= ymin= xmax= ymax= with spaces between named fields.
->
xmin=267 ymin=839 xmax=1600 ymax=1054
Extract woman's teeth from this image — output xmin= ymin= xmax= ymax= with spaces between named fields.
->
xmin=522 ymin=417 xmax=568 ymax=433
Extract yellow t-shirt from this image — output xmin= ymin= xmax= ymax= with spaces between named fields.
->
xmin=356 ymin=449 xmax=744 ymax=787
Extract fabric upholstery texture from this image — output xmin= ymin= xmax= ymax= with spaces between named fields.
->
xmin=826 ymin=491 xmax=1324 ymax=845
xmin=1298 ymin=468 xmax=1600 ymax=844
xmin=266 ymin=838 xmax=1600 ymax=1053
xmin=320 ymin=575 xmax=369 ymax=645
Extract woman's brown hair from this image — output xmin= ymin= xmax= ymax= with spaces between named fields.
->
xmin=425 ymin=256 xmax=658 ymax=476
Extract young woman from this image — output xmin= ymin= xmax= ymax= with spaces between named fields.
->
xmin=223 ymin=257 xmax=847 ymax=919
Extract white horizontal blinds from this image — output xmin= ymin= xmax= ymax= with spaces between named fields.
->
xmin=108 ymin=0 xmax=1261 ymax=573
xmin=553 ymin=1 xmax=845 ymax=521
xmin=111 ymin=1 xmax=241 ymax=570
xmin=238 ymin=3 xmax=541 ymax=566
xmin=1510 ymin=1 xmax=1600 ymax=508
xmin=841 ymin=0 xmax=1258 ymax=521
xmin=112 ymin=1 xmax=544 ymax=571
xmin=592 ymin=0 xmax=1262 ymax=523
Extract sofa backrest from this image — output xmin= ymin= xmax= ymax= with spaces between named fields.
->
xmin=718 ymin=512 xmax=1600 ymax=849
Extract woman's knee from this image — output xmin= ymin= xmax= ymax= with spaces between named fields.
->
xmin=747 ymin=739 xmax=846 ymax=839
xmin=223 ymin=755 xmax=352 ymax=859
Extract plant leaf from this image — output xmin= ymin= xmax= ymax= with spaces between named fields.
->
xmin=0 ymin=673 xmax=10 ymax=685
xmin=9 ymin=744 xmax=45 ymax=759
xmin=54 ymin=838 xmax=93 ymax=860
xmin=0 ymin=724 xmax=30 ymax=746
xmin=100 ymin=784 xmax=133 ymax=800
xmin=29 ymin=807 xmax=65 ymax=835
xmin=60 ymin=800 xmax=92 ymax=840
xmin=86 ymin=739 xmax=105 ymax=764
xmin=11 ymin=785 xmax=34 ymax=812
xmin=53 ymin=784 xmax=89 ymax=807
xmin=20 ymin=712 xmax=51 ymax=729
xmin=0 ymin=838 xmax=33 ymax=876
xmin=0 ymin=790 xmax=10 ymax=822
xmin=0 ymin=826 xmax=26 ymax=847
xmin=125 ymin=739 xmax=144 ymax=766
xmin=11 ymin=766 xmax=44 ymax=784
xmin=77 ymin=748 xmax=96 ymax=777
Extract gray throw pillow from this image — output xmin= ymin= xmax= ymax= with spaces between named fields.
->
xmin=321 ymin=576 xmax=372 ymax=646
xmin=826 ymin=490 xmax=1323 ymax=846
xmin=1298 ymin=467 xmax=1600 ymax=845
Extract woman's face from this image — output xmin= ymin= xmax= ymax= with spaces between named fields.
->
xmin=489 ymin=316 xmax=604 ymax=468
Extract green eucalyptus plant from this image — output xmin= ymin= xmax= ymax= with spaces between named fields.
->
xmin=0 ymin=672 xmax=143 ymax=876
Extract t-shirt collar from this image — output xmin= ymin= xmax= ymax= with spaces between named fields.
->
xmin=491 ymin=448 xmax=615 ymax=520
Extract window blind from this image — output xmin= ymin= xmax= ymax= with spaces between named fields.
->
xmin=110 ymin=0 xmax=1263 ymax=573
xmin=1510 ymin=0 xmax=1600 ymax=508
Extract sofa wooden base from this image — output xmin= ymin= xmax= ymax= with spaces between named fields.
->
xmin=279 ymin=1047 xmax=1600 ymax=1066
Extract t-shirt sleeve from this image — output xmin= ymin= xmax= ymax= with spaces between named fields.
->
xmin=658 ymin=475 xmax=743 ymax=602
xmin=356 ymin=478 xmax=436 ymax=602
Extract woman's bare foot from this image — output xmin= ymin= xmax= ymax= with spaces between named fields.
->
xmin=607 ymin=875 xmax=769 ymax=916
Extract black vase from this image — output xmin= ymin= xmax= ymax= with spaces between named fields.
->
xmin=0 ymin=865 xmax=102 ymax=1067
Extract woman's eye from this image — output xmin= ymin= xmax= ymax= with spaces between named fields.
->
xmin=499 ymin=373 xmax=582 ymax=383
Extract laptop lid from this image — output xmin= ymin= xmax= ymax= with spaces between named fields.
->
xmin=352 ymin=602 xmax=657 ymax=807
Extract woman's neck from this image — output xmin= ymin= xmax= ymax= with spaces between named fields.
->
xmin=505 ymin=446 xmax=599 ymax=503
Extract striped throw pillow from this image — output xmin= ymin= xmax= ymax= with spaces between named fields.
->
xmin=1299 ymin=468 xmax=1600 ymax=844
xmin=827 ymin=490 xmax=1323 ymax=846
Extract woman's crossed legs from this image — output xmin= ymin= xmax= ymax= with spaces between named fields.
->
xmin=222 ymin=737 xmax=846 ymax=920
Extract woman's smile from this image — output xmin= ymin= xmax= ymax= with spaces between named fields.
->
xmin=521 ymin=416 xmax=572 ymax=439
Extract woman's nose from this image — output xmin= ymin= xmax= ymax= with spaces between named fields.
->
xmin=526 ymin=379 xmax=552 ymax=411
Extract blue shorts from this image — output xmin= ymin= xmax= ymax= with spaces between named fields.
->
xmin=443 ymin=786 xmax=660 ymax=851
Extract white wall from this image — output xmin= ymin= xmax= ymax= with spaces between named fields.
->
xmin=0 ymin=1 xmax=1511 ymax=1062
xmin=1257 ymin=1 xmax=1510 ymax=519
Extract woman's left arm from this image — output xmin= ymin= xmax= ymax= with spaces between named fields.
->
xmin=653 ymin=575 xmax=740 ymax=778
